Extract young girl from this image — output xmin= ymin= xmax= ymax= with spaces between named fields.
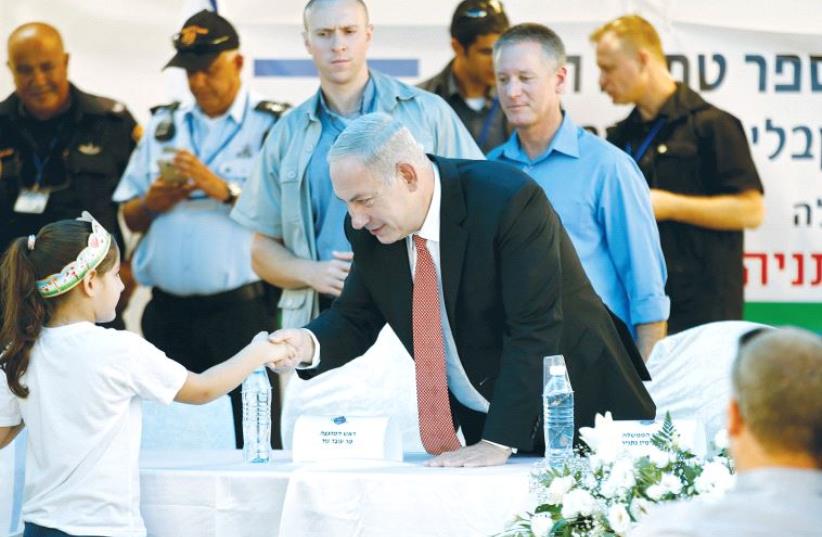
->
xmin=0 ymin=212 xmax=292 ymax=537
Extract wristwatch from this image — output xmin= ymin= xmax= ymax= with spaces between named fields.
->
xmin=224 ymin=181 xmax=242 ymax=205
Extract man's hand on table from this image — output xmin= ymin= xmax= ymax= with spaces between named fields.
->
xmin=265 ymin=328 xmax=315 ymax=373
xmin=425 ymin=440 xmax=512 ymax=468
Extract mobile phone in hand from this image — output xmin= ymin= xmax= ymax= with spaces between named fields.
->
xmin=157 ymin=159 xmax=187 ymax=186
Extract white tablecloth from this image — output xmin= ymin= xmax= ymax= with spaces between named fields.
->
xmin=139 ymin=450 xmax=536 ymax=537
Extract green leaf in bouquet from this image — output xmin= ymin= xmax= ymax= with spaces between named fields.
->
xmin=635 ymin=460 xmax=662 ymax=488
xmin=535 ymin=504 xmax=562 ymax=519
xmin=650 ymin=412 xmax=677 ymax=451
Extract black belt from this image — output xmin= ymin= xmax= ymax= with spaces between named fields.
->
xmin=152 ymin=281 xmax=266 ymax=310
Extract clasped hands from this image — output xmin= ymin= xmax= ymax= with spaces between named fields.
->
xmin=145 ymin=149 xmax=229 ymax=213
xmin=259 ymin=328 xmax=316 ymax=372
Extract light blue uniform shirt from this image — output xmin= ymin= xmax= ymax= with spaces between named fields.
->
xmin=488 ymin=114 xmax=669 ymax=332
xmin=308 ymin=77 xmax=377 ymax=261
xmin=113 ymin=89 xmax=278 ymax=296
xmin=231 ymin=70 xmax=483 ymax=328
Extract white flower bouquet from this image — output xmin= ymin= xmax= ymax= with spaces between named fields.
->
xmin=497 ymin=413 xmax=734 ymax=537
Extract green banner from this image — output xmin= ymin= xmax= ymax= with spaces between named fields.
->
xmin=744 ymin=302 xmax=822 ymax=332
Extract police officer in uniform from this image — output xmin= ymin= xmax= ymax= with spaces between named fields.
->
xmin=1 ymin=22 xmax=138 ymax=328
xmin=114 ymin=10 xmax=289 ymax=449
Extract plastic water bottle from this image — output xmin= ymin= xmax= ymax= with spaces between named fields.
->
xmin=242 ymin=367 xmax=271 ymax=463
xmin=543 ymin=355 xmax=574 ymax=468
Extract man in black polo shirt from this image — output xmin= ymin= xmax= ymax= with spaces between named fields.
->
xmin=0 ymin=22 xmax=138 ymax=327
xmin=590 ymin=15 xmax=764 ymax=334
xmin=419 ymin=0 xmax=510 ymax=153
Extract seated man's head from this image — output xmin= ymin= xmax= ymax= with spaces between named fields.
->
xmin=589 ymin=15 xmax=667 ymax=105
xmin=165 ymin=10 xmax=243 ymax=117
xmin=303 ymin=0 xmax=372 ymax=87
xmin=729 ymin=327 xmax=822 ymax=470
xmin=6 ymin=22 xmax=71 ymax=120
xmin=449 ymin=0 xmax=509 ymax=93
xmin=327 ymin=113 xmax=432 ymax=245
xmin=493 ymin=23 xmax=567 ymax=131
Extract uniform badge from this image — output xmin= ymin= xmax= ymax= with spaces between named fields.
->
xmin=179 ymin=25 xmax=208 ymax=45
xmin=78 ymin=143 xmax=102 ymax=156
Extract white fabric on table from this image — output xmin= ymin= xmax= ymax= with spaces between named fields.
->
xmin=139 ymin=450 xmax=535 ymax=537
xmin=278 ymin=455 xmax=533 ymax=537
xmin=644 ymin=321 xmax=768 ymax=443
xmin=140 ymin=451 xmax=293 ymax=537
xmin=141 ymin=395 xmax=235 ymax=450
xmin=281 ymin=326 xmax=425 ymax=453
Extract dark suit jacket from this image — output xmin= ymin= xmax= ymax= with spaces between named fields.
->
xmin=303 ymin=156 xmax=655 ymax=451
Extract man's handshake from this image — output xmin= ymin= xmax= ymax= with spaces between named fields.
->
xmin=262 ymin=328 xmax=317 ymax=373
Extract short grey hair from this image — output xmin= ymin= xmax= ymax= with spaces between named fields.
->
xmin=327 ymin=112 xmax=427 ymax=182
xmin=732 ymin=327 xmax=822 ymax=464
xmin=493 ymin=23 xmax=566 ymax=68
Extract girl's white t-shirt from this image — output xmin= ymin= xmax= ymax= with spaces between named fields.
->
xmin=0 ymin=322 xmax=188 ymax=537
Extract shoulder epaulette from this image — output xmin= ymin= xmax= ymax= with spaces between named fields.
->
xmin=78 ymin=93 xmax=131 ymax=119
xmin=255 ymin=100 xmax=291 ymax=119
xmin=151 ymin=102 xmax=180 ymax=141
xmin=150 ymin=101 xmax=181 ymax=115
xmin=106 ymin=99 xmax=128 ymax=115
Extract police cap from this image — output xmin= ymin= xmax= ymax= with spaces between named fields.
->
xmin=164 ymin=10 xmax=240 ymax=71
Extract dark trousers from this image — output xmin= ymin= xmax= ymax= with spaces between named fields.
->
xmin=141 ymin=282 xmax=282 ymax=449
xmin=24 ymin=523 xmax=97 ymax=537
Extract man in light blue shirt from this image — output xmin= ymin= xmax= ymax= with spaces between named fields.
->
xmin=230 ymin=0 xmax=483 ymax=329
xmin=113 ymin=10 xmax=288 ymax=448
xmin=488 ymin=24 xmax=668 ymax=359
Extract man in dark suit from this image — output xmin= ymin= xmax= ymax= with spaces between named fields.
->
xmin=269 ymin=113 xmax=655 ymax=467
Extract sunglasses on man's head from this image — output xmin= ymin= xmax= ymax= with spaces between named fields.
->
xmin=456 ymin=0 xmax=504 ymax=19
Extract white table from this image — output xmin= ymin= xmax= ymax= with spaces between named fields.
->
xmin=139 ymin=450 xmax=537 ymax=537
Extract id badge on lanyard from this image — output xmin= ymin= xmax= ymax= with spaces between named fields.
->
xmin=14 ymin=135 xmax=61 ymax=214
xmin=14 ymin=186 xmax=50 ymax=214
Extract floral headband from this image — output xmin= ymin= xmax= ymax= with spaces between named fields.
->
xmin=35 ymin=212 xmax=113 ymax=298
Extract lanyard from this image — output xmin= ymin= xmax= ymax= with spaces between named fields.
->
xmin=186 ymin=113 xmax=244 ymax=166
xmin=476 ymin=97 xmax=500 ymax=150
xmin=625 ymin=117 xmax=666 ymax=162
xmin=18 ymin=119 xmax=68 ymax=189
xmin=31 ymin=136 xmax=60 ymax=188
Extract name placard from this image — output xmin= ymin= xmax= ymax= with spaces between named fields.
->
xmin=292 ymin=415 xmax=402 ymax=463
xmin=614 ymin=419 xmax=707 ymax=458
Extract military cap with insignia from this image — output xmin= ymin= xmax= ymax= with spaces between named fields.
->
xmin=164 ymin=10 xmax=240 ymax=72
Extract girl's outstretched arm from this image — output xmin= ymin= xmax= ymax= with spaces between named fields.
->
xmin=174 ymin=332 xmax=293 ymax=405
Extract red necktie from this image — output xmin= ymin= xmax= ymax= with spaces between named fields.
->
xmin=412 ymin=235 xmax=462 ymax=455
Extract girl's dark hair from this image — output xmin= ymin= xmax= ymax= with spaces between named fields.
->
xmin=0 ymin=219 xmax=119 ymax=398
